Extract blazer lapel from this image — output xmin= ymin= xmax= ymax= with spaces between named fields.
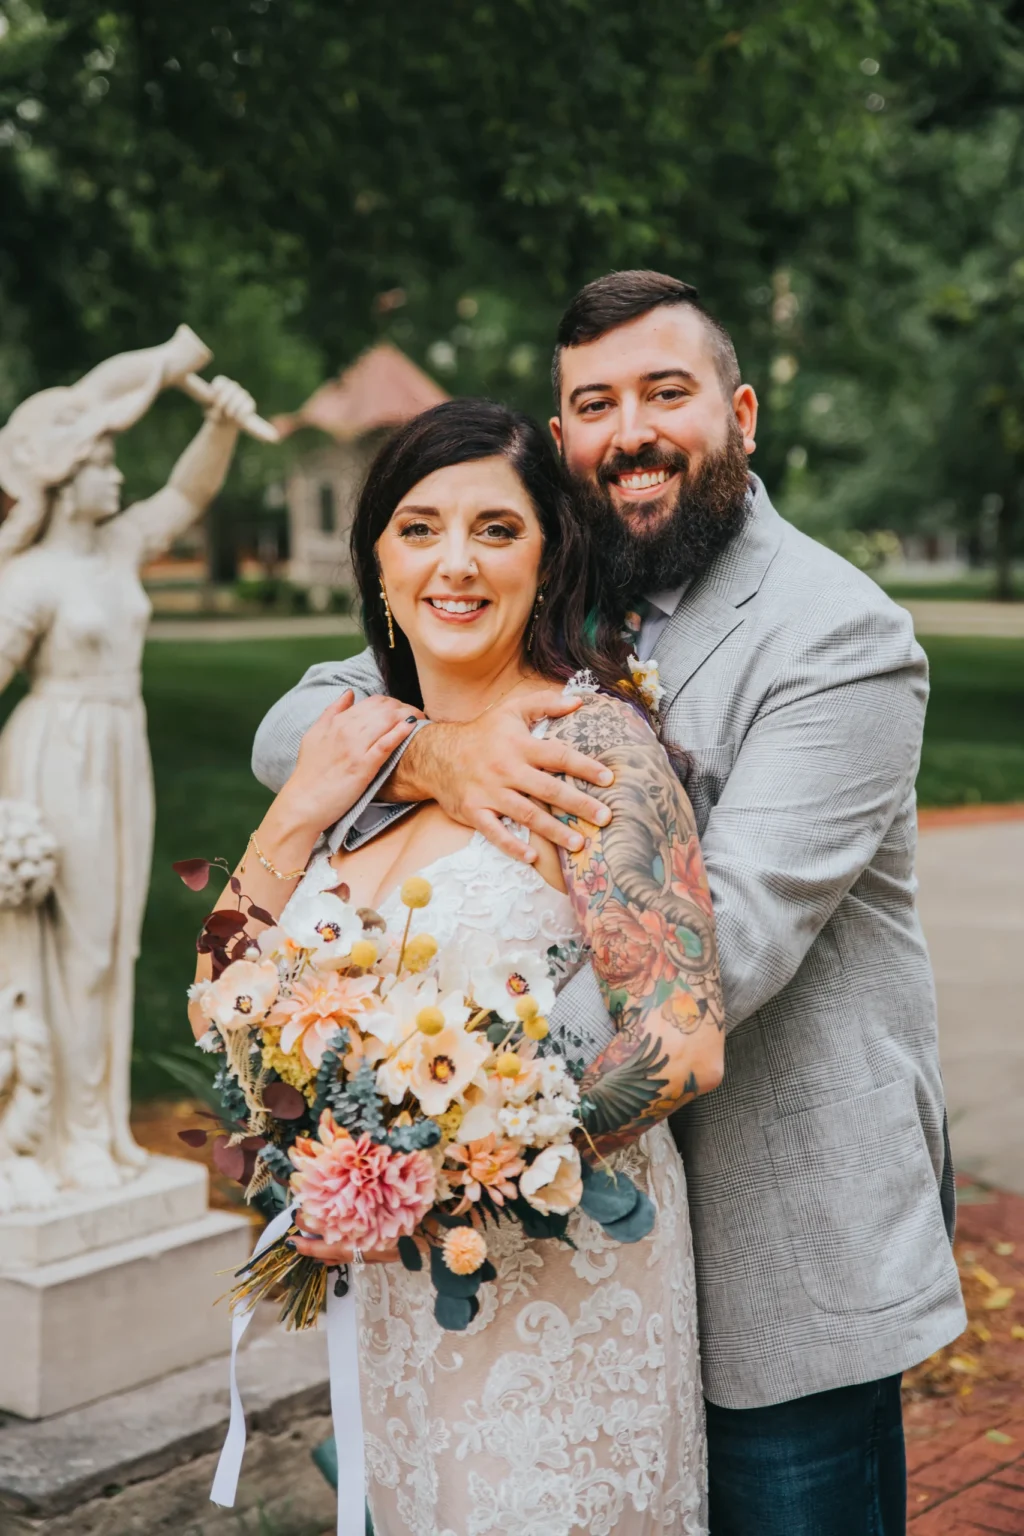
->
xmin=652 ymin=475 xmax=784 ymax=708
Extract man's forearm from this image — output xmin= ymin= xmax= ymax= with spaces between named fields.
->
xmin=381 ymin=722 xmax=449 ymax=804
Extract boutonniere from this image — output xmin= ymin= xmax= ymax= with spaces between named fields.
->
xmin=627 ymin=653 xmax=665 ymax=715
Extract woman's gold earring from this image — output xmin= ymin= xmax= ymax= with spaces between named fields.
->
xmin=528 ymin=588 xmax=545 ymax=650
xmin=379 ymin=579 xmax=395 ymax=649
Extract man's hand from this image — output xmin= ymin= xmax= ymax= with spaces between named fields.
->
xmin=391 ymin=689 xmax=614 ymax=863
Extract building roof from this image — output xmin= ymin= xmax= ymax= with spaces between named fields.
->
xmin=273 ymin=343 xmax=450 ymax=441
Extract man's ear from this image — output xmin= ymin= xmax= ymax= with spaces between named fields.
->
xmin=549 ymin=415 xmax=563 ymax=454
xmin=733 ymin=384 xmax=758 ymax=455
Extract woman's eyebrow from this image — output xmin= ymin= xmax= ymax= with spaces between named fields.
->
xmin=474 ymin=507 xmax=526 ymax=520
xmin=393 ymin=503 xmax=439 ymax=516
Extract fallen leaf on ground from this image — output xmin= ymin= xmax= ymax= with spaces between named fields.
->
xmin=986 ymin=1430 xmax=1014 ymax=1445
xmin=993 ymin=1242 xmax=1016 ymax=1257
xmin=972 ymin=1265 xmax=1001 ymax=1290
xmin=949 ymin=1354 xmax=982 ymax=1375
xmin=1011 ymin=1325 xmax=1024 ymax=1341
xmin=981 ymin=1287 xmax=1015 ymax=1311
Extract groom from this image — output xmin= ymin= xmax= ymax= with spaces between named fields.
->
xmin=253 ymin=271 xmax=965 ymax=1534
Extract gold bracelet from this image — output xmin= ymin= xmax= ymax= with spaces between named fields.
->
xmin=244 ymin=831 xmax=306 ymax=882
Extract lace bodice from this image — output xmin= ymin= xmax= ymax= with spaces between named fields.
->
xmin=294 ymin=824 xmax=584 ymax=987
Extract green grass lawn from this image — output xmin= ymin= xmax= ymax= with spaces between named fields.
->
xmin=1 ymin=633 xmax=1022 ymax=1099
xmin=880 ymin=575 xmax=1023 ymax=602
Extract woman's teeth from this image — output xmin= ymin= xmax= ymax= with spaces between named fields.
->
xmin=428 ymin=599 xmax=485 ymax=613
xmin=617 ymin=469 xmax=671 ymax=490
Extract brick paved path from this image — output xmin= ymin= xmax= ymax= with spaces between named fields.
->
xmin=906 ymin=1180 xmax=1024 ymax=1532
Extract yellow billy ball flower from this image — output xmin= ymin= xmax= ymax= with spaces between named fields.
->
xmin=404 ymin=933 xmax=438 ymax=972
xmin=522 ymin=1014 xmax=549 ymax=1041
xmin=400 ymin=876 xmax=433 ymax=909
xmin=494 ymin=1051 xmax=523 ymax=1078
xmin=514 ymin=994 xmax=539 ymax=1022
xmin=417 ymin=1006 xmax=446 ymax=1036
xmin=349 ymin=938 xmax=378 ymax=970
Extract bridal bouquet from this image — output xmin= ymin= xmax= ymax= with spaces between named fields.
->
xmin=176 ymin=858 xmax=654 ymax=1331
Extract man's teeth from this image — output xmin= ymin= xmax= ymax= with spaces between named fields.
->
xmin=617 ymin=469 xmax=671 ymax=490
xmin=429 ymin=599 xmax=485 ymax=613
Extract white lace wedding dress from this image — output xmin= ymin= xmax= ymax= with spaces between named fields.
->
xmin=294 ymin=830 xmax=707 ymax=1536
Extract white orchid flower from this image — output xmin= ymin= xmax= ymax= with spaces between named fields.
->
xmin=200 ymin=959 xmax=279 ymax=1032
xmin=278 ymin=890 xmax=362 ymax=967
xmin=470 ymin=949 xmax=555 ymax=1024
xmin=364 ymin=974 xmax=467 ymax=1054
xmin=377 ymin=1006 xmax=489 ymax=1116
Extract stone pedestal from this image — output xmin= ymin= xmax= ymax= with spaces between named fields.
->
xmin=0 ymin=1156 xmax=252 ymax=1419
xmin=0 ymin=1303 xmax=334 ymax=1536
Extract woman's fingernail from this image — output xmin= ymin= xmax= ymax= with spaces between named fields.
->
xmin=405 ymin=716 xmax=418 ymax=724
xmin=284 ymin=1239 xmax=296 ymax=1250
xmin=595 ymin=807 xmax=612 ymax=826
xmin=569 ymin=833 xmax=584 ymax=852
xmin=598 ymin=770 xmax=614 ymax=786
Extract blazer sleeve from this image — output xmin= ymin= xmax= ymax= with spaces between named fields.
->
xmin=701 ymin=597 xmax=928 ymax=1032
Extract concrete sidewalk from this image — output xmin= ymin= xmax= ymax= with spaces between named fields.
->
xmin=902 ymin=600 xmax=1024 ymax=638
xmin=916 ymin=814 xmax=1024 ymax=1196
xmin=145 ymin=600 xmax=1024 ymax=643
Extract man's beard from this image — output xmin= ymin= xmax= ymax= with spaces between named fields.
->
xmin=569 ymin=421 xmax=752 ymax=602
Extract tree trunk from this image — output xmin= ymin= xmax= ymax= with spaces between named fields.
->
xmin=993 ymin=478 xmax=1020 ymax=602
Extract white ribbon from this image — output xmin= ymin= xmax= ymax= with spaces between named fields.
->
xmin=209 ymin=1204 xmax=367 ymax=1536
xmin=327 ymin=1263 xmax=366 ymax=1536
xmin=210 ymin=1202 xmax=296 ymax=1508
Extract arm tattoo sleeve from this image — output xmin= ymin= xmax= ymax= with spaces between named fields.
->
xmin=547 ymin=695 xmax=725 ymax=1154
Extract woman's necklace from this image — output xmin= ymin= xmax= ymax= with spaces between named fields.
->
xmin=477 ymin=675 xmax=537 ymax=718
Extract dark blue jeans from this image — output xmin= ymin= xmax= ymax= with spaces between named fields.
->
xmin=705 ymin=1374 xmax=906 ymax=1536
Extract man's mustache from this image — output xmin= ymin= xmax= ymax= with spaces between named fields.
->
xmin=597 ymin=444 xmax=690 ymax=488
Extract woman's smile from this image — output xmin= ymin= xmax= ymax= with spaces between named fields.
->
xmin=424 ymin=596 xmax=491 ymax=624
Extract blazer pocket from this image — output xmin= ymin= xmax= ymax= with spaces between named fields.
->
xmin=762 ymin=1080 xmax=951 ymax=1316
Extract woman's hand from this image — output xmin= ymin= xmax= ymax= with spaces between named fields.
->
xmin=274 ymin=691 xmax=424 ymax=841
xmin=290 ymin=1215 xmax=400 ymax=1266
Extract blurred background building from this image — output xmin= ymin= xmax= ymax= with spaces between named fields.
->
xmin=272 ymin=343 xmax=448 ymax=606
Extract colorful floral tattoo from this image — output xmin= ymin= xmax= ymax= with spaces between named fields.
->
xmin=548 ymin=695 xmax=724 ymax=1154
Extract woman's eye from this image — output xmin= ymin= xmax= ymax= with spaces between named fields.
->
xmin=480 ymin=523 xmax=517 ymax=541
xmin=399 ymin=521 xmax=434 ymax=539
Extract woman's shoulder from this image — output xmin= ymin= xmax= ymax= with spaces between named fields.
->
xmin=545 ymin=688 xmax=656 ymax=757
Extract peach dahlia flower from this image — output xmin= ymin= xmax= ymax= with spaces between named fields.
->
xmin=290 ymin=1111 xmax=435 ymax=1250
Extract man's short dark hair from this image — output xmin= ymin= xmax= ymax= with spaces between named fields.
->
xmin=552 ymin=269 xmax=741 ymax=409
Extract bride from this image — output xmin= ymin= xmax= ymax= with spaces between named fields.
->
xmin=193 ymin=399 xmax=725 ymax=1535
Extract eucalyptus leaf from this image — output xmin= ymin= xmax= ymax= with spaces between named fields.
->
xmin=434 ymin=1292 xmax=474 ymax=1331
xmin=398 ymin=1236 xmax=423 ymax=1272
xmin=601 ymin=1189 xmax=657 ymax=1244
xmin=579 ymin=1165 xmax=640 ymax=1225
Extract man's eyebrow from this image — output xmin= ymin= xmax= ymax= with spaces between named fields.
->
xmin=568 ymin=381 xmax=613 ymax=407
xmin=642 ymin=368 xmax=699 ymax=388
xmin=568 ymin=368 xmax=699 ymax=407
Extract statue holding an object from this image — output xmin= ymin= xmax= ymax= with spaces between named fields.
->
xmin=0 ymin=327 xmax=277 ymax=1208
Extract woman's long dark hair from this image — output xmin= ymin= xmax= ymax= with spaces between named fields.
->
xmin=350 ymin=398 xmax=640 ymax=715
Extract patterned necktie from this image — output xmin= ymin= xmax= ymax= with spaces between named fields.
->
xmin=621 ymin=595 xmax=654 ymax=650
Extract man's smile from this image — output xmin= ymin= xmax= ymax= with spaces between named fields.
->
xmin=605 ymin=465 xmax=681 ymax=504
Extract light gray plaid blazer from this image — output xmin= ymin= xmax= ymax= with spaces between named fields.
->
xmin=252 ymin=476 xmax=966 ymax=1408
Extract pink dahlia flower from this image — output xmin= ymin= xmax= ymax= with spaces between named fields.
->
xmin=290 ymin=1111 xmax=435 ymax=1249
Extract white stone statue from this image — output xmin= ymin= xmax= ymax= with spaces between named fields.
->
xmin=0 ymin=327 xmax=275 ymax=1208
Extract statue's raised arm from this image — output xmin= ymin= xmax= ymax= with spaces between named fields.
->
xmin=0 ymin=329 xmax=273 ymax=1209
